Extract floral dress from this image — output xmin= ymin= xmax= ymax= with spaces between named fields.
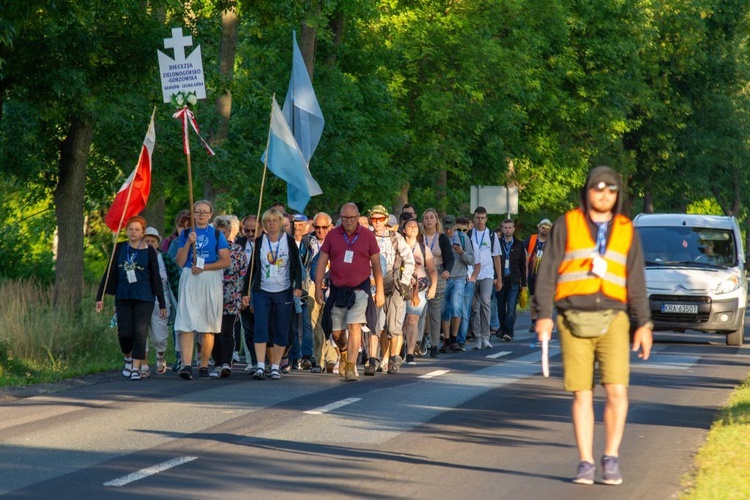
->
xmin=223 ymin=241 xmax=248 ymax=315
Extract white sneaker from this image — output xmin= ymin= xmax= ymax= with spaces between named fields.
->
xmin=209 ymin=368 xmax=221 ymax=378
xmin=232 ymin=351 xmax=241 ymax=363
xmin=244 ymin=364 xmax=257 ymax=374
xmin=482 ymin=339 xmax=493 ymax=349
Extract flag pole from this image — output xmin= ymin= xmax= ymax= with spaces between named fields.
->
xmin=184 ymin=120 xmax=197 ymax=266
xmin=244 ymin=95 xmax=274 ymax=297
xmin=101 ymin=106 xmax=157 ymax=307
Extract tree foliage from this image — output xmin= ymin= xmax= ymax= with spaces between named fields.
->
xmin=1 ymin=0 xmax=750 ymax=286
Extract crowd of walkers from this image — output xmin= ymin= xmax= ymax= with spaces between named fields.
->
xmin=96 ymin=200 xmax=554 ymax=382
xmin=95 ymin=166 xmax=654 ymax=487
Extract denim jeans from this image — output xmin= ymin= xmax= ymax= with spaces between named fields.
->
xmin=457 ymin=279 xmax=476 ymax=344
xmin=496 ymin=281 xmax=520 ymax=338
xmin=442 ymin=278 xmax=465 ymax=321
xmin=289 ymin=297 xmax=314 ymax=360
xmin=490 ymin=290 xmax=500 ymax=331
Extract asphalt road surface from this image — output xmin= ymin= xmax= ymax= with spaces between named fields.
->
xmin=1 ymin=313 xmax=748 ymax=499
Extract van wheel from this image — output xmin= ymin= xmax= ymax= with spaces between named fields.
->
xmin=726 ymin=316 xmax=745 ymax=346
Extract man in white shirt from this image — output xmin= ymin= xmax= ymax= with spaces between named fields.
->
xmin=468 ymin=206 xmax=503 ymax=349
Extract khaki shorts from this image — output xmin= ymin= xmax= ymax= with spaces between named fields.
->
xmin=557 ymin=310 xmax=630 ymax=392
xmin=331 ymin=289 xmax=368 ymax=331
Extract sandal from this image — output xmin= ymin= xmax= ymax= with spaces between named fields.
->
xmin=140 ymin=366 xmax=150 ymax=379
xmin=122 ymin=358 xmax=133 ymax=378
xmin=130 ymin=370 xmax=141 ymax=381
xmin=156 ymin=356 xmax=167 ymax=375
xmin=270 ymin=368 xmax=281 ymax=380
xmin=280 ymin=358 xmax=291 ymax=374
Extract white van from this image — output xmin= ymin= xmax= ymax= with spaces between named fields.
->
xmin=633 ymin=214 xmax=747 ymax=346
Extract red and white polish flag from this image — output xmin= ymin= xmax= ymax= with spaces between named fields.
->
xmin=104 ymin=115 xmax=156 ymax=232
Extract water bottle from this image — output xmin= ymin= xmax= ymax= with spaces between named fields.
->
xmin=294 ymin=296 xmax=302 ymax=314
xmin=109 ymin=313 xmax=118 ymax=328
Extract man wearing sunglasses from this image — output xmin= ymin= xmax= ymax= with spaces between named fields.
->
xmin=533 ymin=165 xmax=652 ymax=486
xmin=366 ymin=204 xmax=415 ymax=376
xmin=237 ymin=215 xmax=258 ymax=372
xmin=524 ymin=218 xmax=552 ymax=333
xmin=308 ymin=212 xmax=338 ymax=373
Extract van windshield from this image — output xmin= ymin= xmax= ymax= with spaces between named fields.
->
xmin=636 ymin=226 xmax=736 ymax=267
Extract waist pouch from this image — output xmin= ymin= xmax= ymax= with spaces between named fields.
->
xmin=562 ymin=309 xmax=617 ymax=338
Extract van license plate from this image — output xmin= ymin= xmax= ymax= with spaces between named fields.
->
xmin=661 ymin=304 xmax=699 ymax=314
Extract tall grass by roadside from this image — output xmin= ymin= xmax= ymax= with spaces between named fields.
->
xmin=681 ymin=378 xmax=750 ymax=498
xmin=0 ymin=279 xmax=121 ymax=386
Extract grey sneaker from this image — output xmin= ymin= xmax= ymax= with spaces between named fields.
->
xmin=388 ymin=355 xmax=403 ymax=374
xmin=601 ymin=455 xmax=623 ymax=485
xmin=573 ymin=461 xmax=595 ymax=485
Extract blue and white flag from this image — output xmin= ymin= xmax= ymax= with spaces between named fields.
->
xmin=264 ymin=96 xmax=322 ymax=213
xmin=282 ymin=31 xmax=325 ymax=163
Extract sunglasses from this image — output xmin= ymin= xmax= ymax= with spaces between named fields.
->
xmin=370 ymin=216 xmax=386 ymax=222
xmin=592 ymin=181 xmax=619 ymax=193
xmin=314 ymin=225 xmax=330 ymax=230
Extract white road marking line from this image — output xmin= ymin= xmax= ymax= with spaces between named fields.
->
xmin=486 ymin=351 xmax=512 ymax=359
xmin=304 ymin=397 xmax=362 ymax=415
xmin=419 ymin=370 xmax=451 ymax=379
xmin=634 ymin=354 xmax=700 ymax=370
xmin=104 ymin=456 xmax=198 ymax=487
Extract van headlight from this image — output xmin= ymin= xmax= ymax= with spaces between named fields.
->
xmin=716 ymin=274 xmax=742 ymax=294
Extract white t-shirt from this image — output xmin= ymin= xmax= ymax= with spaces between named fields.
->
xmin=471 ymin=228 xmax=501 ymax=280
xmin=259 ymin=234 xmax=291 ymax=292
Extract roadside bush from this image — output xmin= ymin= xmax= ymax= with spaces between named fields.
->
xmin=0 ymin=278 xmax=120 ymax=386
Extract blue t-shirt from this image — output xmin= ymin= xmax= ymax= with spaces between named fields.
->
xmin=116 ymin=244 xmax=155 ymax=302
xmin=177 ymin=226 xmax=229 ymax=268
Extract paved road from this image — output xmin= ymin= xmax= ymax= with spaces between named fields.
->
xmin=0 ymin=313 xmax=747 ymax=499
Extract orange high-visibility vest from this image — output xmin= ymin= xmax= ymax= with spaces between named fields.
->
xmin=526 ymin=234 xmax=537 ymax=267
xmin=554 ymin=208 xmax=632 ymax=303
